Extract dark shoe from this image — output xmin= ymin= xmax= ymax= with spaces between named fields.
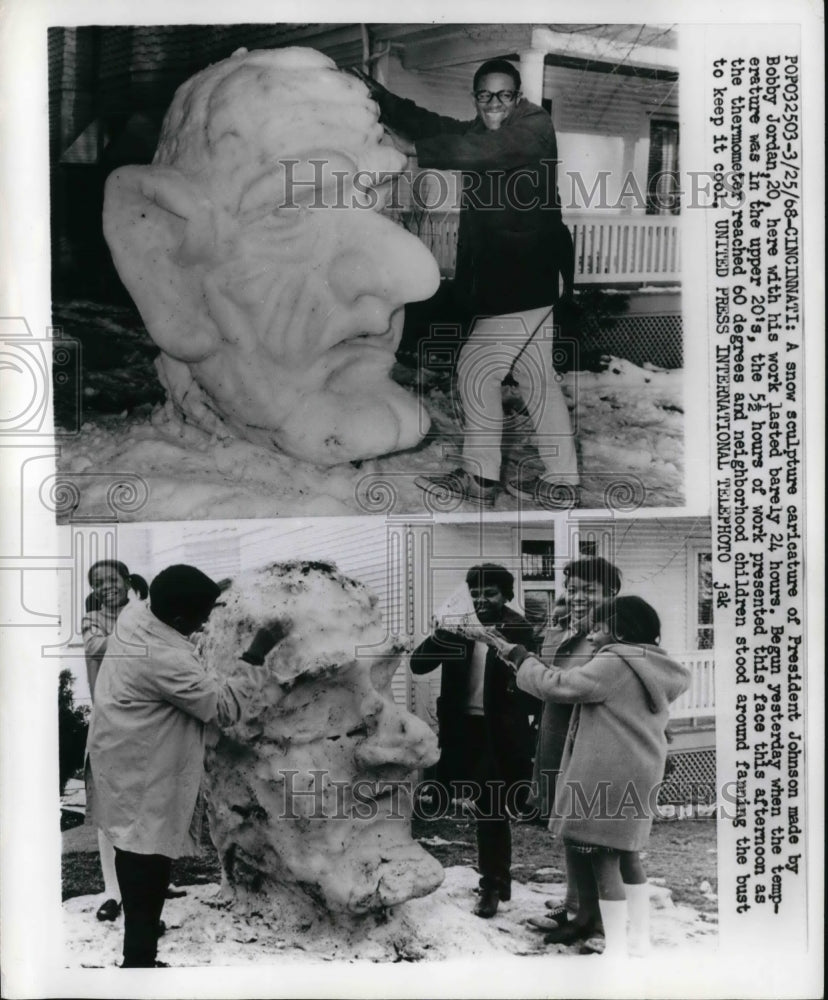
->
xmin=153 ymin=960 xmax=170 ymax=967
xmin=543 ymin=902 xmax=571 ymax=926
xmin=96 ymin=898 xmax=121 ymax=922
xmin=544 ymin=922 xmax=597 ymax=946
xmin=528 ymin=914 xmax=569 ymax=932
xmin=415 ymin=468 xmax=498 ymax=508
xmin=474 ymin=887 xmax=500 ymax=918
xmin=498 ymin=882 xmax=511 ymax=902
xmin=505 ymin=474 xmax=579 ymax=510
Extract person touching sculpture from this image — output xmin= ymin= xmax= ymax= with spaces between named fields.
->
xmin=354 ymin=60 xmax=578 ymax=507
xmin=474 ymin=595 xmax=690 ymax=955
xmin=87 ymin=564 xmax=280 ymax=968
xmin=409 ymin=564 xmax=538 ymax=918
xmin=103 ymin=47 xmax=441 ymax=468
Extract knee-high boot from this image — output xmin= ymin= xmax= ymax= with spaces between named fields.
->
xmin=625 ymin=882 xmax=652 ymax=956
xmin=597 ymin=898 xmax=628 ymax=957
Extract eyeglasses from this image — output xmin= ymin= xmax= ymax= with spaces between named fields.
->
xmin=474 ymin=89 xmax=519 ymax=105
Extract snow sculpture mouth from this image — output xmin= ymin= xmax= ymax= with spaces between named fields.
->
xmin=103 ymin=46 xmax=440 ymax=467
xmin=198 ymin=561 xmax=444 ymax=919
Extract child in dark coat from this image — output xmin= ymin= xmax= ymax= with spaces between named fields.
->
xmin=481 ymin=595 xmax=690 ymax=955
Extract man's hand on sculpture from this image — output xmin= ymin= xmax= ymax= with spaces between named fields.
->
xmin=241 ymin=618 xmax=292 ymax=666
xmin=386 ymin=129 xmax=416 ymax=156
xmin=346 ymin=67 xmax=389 ymax=104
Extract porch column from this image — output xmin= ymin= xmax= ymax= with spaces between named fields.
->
xmin=620 ymin=132 xmax=637 ymax=214
xmin=519 ymin=48 xmax=546 ymax=106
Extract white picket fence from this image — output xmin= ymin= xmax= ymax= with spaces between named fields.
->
xmin=408 ymin=209 xmax=682 ymax=285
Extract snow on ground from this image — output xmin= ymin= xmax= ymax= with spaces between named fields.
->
xmin=63 ymin=866 xmax=715 ymax=968
xmin=56 ymin=359 xmax=684 ymax=522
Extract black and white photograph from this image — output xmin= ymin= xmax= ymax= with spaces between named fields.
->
xmin=57 ymin=515 xmax=717 ymax=967
xmin=0 ymin=1 xmax=822 ymax=998
xmin=48 ymin=21 xmax=688 ymax=520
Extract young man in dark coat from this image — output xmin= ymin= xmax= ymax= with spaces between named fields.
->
xmin=355 ymin=60 xmax=578 ymax=508
xmin=409 ymin=563 xmax=539 ymax=917
xmin=359 ymin=58 xmax=570 ymax=318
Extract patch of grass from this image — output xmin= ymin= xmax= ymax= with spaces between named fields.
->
xmin=62 ymin=825 xmax=221 ymax=902
xmin=411 ymin=813 xmax=717 ymax=915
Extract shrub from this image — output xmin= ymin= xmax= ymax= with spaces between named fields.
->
xmin=58 ymin=669 xmax=89 ymax=795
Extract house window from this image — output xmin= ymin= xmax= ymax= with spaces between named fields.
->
xmin=646 ymin=120 xmax=680 ymax=215
xmin=520 ymin=539 xmax=556 ymax=631
xmin=691 ymin=549 xmax=714 ymax=650
xmin=521 ymin=540 xmax=555 ymax=581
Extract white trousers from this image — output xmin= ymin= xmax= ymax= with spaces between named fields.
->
xmin=457 ymin=306 xmax=579 ymax=484
xmin=98 ymin=827 xmax=120 ymax=900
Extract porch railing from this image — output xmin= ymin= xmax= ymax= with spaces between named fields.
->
xmin=406 ymin=209 xmax=681 ymax=285
xmin=670 ymin=653 xmax=715 ymax=720
xmin=569 ymin=212 xmax=681 ymax=284
xmin=404 ymin=210 xmax=460 ymax=277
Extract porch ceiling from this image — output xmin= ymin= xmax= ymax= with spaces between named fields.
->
xmin=237 ymin=23 xmax=679 ymax=74
xmin=546 ymin=63 xmax=679 ymax=133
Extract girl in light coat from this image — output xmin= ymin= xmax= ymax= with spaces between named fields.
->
xmin=481 ymin=595 xmax=690 ymax=956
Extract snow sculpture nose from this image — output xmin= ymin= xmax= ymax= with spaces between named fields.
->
xmin=354 ymin=695 xmax=439 ymax=772
xmin=327 ymin=209 xmax=440 ymax=311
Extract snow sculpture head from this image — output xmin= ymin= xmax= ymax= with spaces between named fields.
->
xmin=103 ymin=47 xmax=440 ymax=466
xmin=198 ymin=561 xmax=443 ymax=918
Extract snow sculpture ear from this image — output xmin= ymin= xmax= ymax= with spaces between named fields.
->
xmin=103 ymin=165 xmax=223 ymax=362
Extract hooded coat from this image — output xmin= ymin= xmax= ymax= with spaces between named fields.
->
xmin=529 ymin=623 xmax=594 ymax=818
xmin=375 ymin=91 xmax=568 ymax=317
xmin=512 ymin=642 xmax=691 ymax=850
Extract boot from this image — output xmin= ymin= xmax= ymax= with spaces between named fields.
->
xmin=597 ymin=898 xmax=628 ymax=957
xmin=474 ymin=886 xmax=500 ymax=918
xmin=625 ymin=882 xmax=652 ymax=956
